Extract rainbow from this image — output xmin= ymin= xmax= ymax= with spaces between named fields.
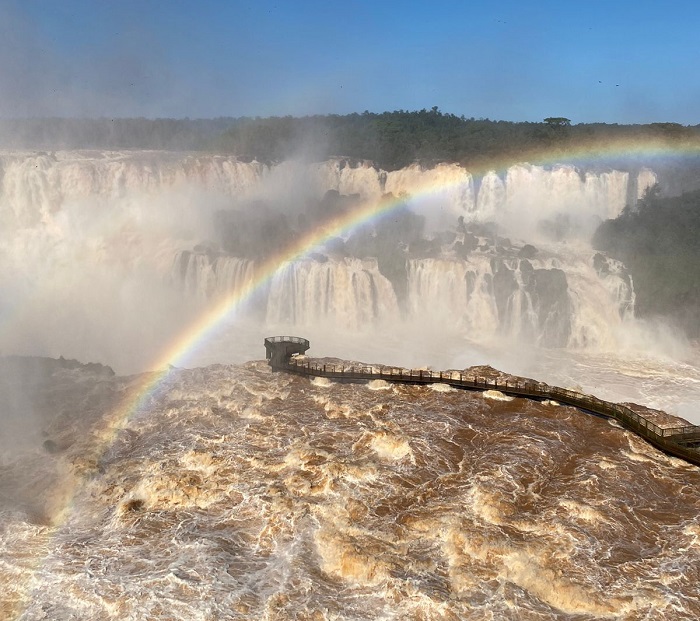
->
xmin=46 ymin=138 xmax=700 ymax=443
xmin=103 ymin=136 xmax=700 ymax=436
xmin=104 ymin=188 xmax=421 ymax=428
xmin=9 ymin=136 xmax=700 ymax=617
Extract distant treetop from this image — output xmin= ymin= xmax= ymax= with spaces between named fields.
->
xmin=543 ymin=117 xmax=572 ymax=127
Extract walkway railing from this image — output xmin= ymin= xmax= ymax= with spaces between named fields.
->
xmin=280 ymin=356 xmax=700 ymax=467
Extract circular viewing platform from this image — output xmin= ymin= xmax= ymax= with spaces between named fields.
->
xmin=264 ymin=336 xmax=311 ymax=370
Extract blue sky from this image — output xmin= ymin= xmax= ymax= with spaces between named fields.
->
xmin=1 ymin=0 xmax=699 ymax=124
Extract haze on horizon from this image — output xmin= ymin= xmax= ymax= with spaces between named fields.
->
xmin=1 ymin=0 xmax=699 ymax=125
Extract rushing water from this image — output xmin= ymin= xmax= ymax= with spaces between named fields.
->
xmin=2 ymin=358 xmax=700 ymax=620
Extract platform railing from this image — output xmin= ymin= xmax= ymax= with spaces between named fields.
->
xmin=264 ymin=336 xmax=310 ymax=348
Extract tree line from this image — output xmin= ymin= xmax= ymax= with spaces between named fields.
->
xmin=1 ymin=110 xmax=698 ymax=171
xmin=210 ymin=110 xmax=700 ymax=170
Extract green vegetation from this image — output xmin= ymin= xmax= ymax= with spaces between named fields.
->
xmin=212 ymin=110 xmax=700 ymax=170
xmin=593 ymin=187 xmax=700 ymax=337
xmin=543 ymin=117 xmax=571 ymax=127
xmin=2 ymin=111 xmax=699 ymax=171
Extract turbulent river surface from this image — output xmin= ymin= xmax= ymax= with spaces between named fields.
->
xmin=2 ymin=356 xmax=700 ymax=620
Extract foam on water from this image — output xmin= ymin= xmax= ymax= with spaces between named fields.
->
xmin=366 ymin=379 xmax=391 ymax=391
xmin=483 ymin=389 xmax=515 ymax=402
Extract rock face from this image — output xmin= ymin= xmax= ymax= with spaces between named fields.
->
xmin=1 ymin=359 xmax=699 ymax=620
xmin=486 ymin=258 xmax=570 ymax=346
xmin=0 ymin=356 xmax=115 ymax=453
xmin=523 ymin=263 xmax=572 ymax=346
xmin=519 ymin=243 xmax=538 ymax=259
xmin=0 ymin=355 xmax=114 ymax=381
xmin=592 ymin=252 xmax=636 ymax=318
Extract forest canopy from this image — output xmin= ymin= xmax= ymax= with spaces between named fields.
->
xmin=1 ymin=110 xmax=699 ymax=171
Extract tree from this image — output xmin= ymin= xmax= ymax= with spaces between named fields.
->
xmin=543 ymin=117 xmax=571 ymax=127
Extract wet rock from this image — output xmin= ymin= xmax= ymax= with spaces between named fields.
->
xmin=43 ymin=440 xmax=59 ymax=454
xmin=528 ymin=268 xmax=571 ymax=346
xmin=593 ymin=252 xmax=610 ymax=276
xmin=490 ymin=259 xmax=519 ymax=324
xmin=519 ymin=259 xmax=534 ymax=284
xmin=518 ymin=244 xmax=538 ymax=259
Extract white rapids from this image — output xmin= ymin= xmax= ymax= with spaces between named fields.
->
xmin=2 ymin=359 xmax=700 ymax=620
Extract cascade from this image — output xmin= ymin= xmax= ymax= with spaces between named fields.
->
xmin=406 ymin=251 xmax=633 ymax=348
xmin=474 ymin=171 xmax=505 ymax=221
xmin=474 ymin=164 xmax=630 ymax=239
xmin=406 ymin=257 xmax=500 ymax=338
xmin=265 ymin=258 xmax=400 ymax=329
xmin=173 ymin=250 xmax=255 ymax=301
xmin=636 ymin=168 xmax=658 ymax=199
xmin=174 ymin=245 xmax=634 ymax=349
xmin=0 ymin=151 xmax=640 ymax=230
xmin=308 ymin=159 xmax=384 ymax=199
xmin=384 ymin=163 xmax=475 ymax=231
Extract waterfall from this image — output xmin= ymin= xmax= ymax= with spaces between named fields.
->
xmin=0 ymin=149 xmax=660 ymax=370
xmin=173 ymin=251 xmax=255 ymax=302
xmin=0 ymin=151 xmax=638 ymax=230
xmin=265 ymin=258 xmax=400 ymax=329
xmin=405 ymin=251 xmax=631 ymax=348
xmin=636 ymin=168 xmax=658 ymax=199
xmin=385 ymin=163 xmax=476 ymax=231
xmin=173 ymin=246 xmax=634 ymax=350
xmin=471 ymin=164 xmax=631 ymax=240
xmin=406 ymin=257 xmax=500 ymax=338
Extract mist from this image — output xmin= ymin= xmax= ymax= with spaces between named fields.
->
xmin=0 ymin=150 xmax=694 ymax=368
xmin=0 ymin=154 xmax=231 ymax=373
xmin=0 ymin=123 xmax=698 ymax=487
xmin=3 ymin=3 xmax=700 ymax=617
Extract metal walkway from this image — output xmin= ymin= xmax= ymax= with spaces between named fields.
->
xmin=265 ymin=336 xmax=700 ymax=468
